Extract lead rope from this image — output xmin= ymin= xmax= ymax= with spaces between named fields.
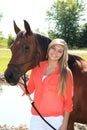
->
xmin=23 ymin=74 xmax=57 ymax=130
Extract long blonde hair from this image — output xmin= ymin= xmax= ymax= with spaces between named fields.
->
xmin=47 ymin=38 xmax=68 ymax=97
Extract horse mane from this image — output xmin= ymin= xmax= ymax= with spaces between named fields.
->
xmin=16 ymin=31 xmax=26 ymax=38
xmin=68 ymin=54 xmax=86 ymax=72
xmin=35 ymin=33 xmax=51 ymax=56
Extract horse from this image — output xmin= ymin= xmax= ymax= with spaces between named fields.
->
xmin=4 ymin=20 xmax=87 ymax=130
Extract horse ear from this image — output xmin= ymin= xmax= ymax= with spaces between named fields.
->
xmin=24 ymin=20 xmax=33 ymax=35
xmin=13 ymin=20 xmax=21 ymax=34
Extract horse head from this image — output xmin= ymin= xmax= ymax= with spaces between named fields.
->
xmin=4 ymin=20 xmax=51 ymax=85
xmin=4 ymin=20 xmax=42 ymax=85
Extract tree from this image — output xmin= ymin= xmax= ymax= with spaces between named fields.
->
xmin=7 ymin=34 xmax=15 ymax=48
xmin=0 ymin=11 xmax=3 ymax=21
xmin=35 ymin=28 xmax=47 ymax=36
xmin=79 ymin=23 xmax=87 ymax=47
xmin=46 ymin=0 xmax=85 ymax=48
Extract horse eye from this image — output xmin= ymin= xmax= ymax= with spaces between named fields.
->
xmin=24 ymin=45 xmax=29 ymax=50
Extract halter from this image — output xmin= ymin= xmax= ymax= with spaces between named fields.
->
xmin=8 ymin=49 xmax=40 ymax=68
xmin=23 ymin=74 xmax=57 ymax=130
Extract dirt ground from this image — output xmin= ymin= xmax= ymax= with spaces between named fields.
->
xmin=0 ymin=123 xmax=87 ymax=130
xmin=0 ymin=124 xmax=29 ymax=130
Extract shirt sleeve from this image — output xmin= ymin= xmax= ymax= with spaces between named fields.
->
xmin=26 ymin=68 xmax=36 ymax=94
xmin=64 ymin=69 xmax=74 ymax=112
xmin=22 ymin=67 xmax=36 ymax=96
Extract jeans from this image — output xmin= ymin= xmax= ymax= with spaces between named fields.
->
xmin=30 ymin=115 xmax=63 ymax=130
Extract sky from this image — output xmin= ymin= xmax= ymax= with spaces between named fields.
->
xmin=0 ymin=0 xmax=87 ymax=38
xmin=0 ymin=0 xmax=53 ymax=37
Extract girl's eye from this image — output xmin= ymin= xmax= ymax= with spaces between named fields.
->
xmin=51 ymin=46 xmax=56 ymax=50
xmin=51 ymin=46 xmax=63 ymax=54
xmin=58 ymin=50 xmax=63 ymax=53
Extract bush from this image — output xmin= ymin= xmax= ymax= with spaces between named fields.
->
xmin=7 ymin=34 xmax=15 ymax=48
xmin=0 ymin=38 xmax=7 ymax=48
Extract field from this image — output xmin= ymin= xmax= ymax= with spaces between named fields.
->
xmin=0 ymin=49 xmax=11 ymax=74
xmin=69 ymin=50 xmax=87 ymax=60
xmin=0 ymin=49 xmax=87 ymax=74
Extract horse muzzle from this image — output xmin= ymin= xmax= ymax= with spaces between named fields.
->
xmin=4 ymin=67 xmax=21 ymax=86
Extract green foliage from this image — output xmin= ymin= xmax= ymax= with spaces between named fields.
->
xmin=35 ymin=28 xmax=47 ymax=36
xmin=0 ymin=85 xmax=3 ymax=95
xmin=46 ymin=0 xmax=85 ymax=48
xmin=7 ymin=34 xmax=15 ymax=48
xmin=79 ymin=23 xmax=87 ymax=47
xmin=0 ymin=31 xmax=3 ymax=38
xmin=0 ymin=38 xmax=7 ymax=48
xmin=0 ymin=11 xmax=3 ymax=21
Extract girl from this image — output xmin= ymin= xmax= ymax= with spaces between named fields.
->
xmin=20 ymin=38 xmax=73 ymax=130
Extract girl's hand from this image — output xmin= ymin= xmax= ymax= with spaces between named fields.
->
xmin=58 ymin=124 xmax=67 ymax=130
xmin=18 ymin=77 xmax=26 ymax=92
xmin=19 ymin=77 xmax=24 ymax=85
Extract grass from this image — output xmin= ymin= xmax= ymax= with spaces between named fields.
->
xmin=0 ymin=49 xmax=87 ymax=74
xmin=75 ymin=53 xmax=87 ymax=60
xmin=0 ymin=49 xmax=11 ymax=74
xmin=69 ymin=50 xmax=87 ymax=60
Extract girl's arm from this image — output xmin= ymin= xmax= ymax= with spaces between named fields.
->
xmin=59 ymin=111 xmax=70 ymax=130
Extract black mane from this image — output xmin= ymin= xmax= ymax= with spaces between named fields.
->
xmin=68 ymin=54 xmax=83 ymax=71
xmin=35 ymin=33 xmax=51 ymax=55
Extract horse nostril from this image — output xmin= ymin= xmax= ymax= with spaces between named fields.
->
xmin=4 ymin=69 xmax=20 ymax=85
xmin=8 ymin=72 xmax=14 ymax=79
xmin=4 ymin=71 xmax=14 ymax=82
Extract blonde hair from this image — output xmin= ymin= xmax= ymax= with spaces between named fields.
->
xmin=47 ymin=38 xmax=68 ymax=97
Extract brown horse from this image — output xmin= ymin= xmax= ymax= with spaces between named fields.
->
xmin=4 ymin=20 xmax=87 ymax=130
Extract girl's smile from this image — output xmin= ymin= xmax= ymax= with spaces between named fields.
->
xmin=48 ymin=44 xmax=64 ymax=61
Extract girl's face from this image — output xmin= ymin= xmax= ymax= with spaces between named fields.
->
xmin=48 ymin=44 xmax=64 ymax=61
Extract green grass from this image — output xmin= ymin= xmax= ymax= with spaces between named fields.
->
xmin=69 ymin=50 xmax=87 ymax=60
xmin=0 ymin=49 xmax=11 ymax=74
xmin=75 ymin=53 xmax=87 ymax=60
xmin=0 ymin=49 xmax=87 ymax=74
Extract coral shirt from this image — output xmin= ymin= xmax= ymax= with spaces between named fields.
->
xmin=27 ymin=61 xmax=73 ymax=117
